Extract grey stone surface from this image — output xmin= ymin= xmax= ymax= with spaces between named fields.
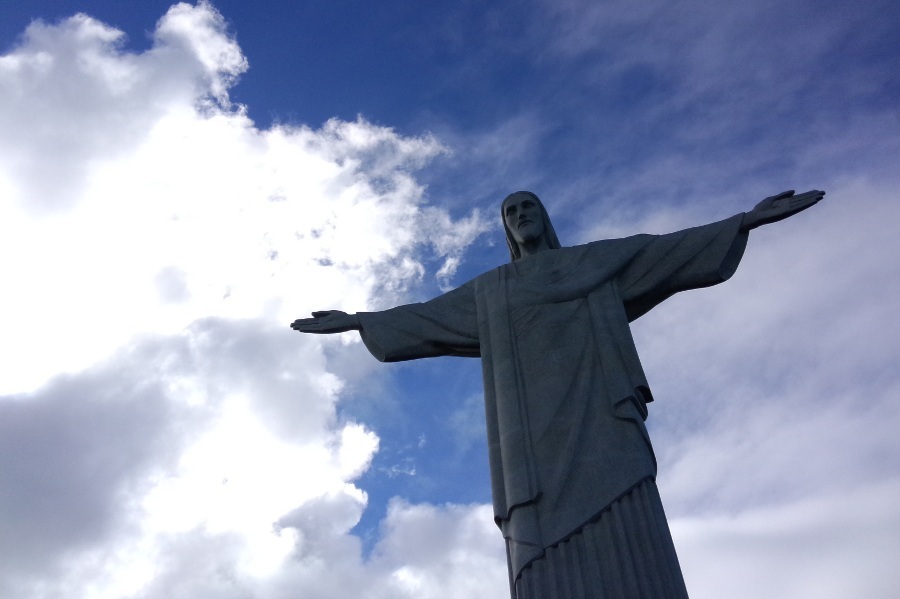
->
xmin=291 ymin=188 xmax=824 ymax=598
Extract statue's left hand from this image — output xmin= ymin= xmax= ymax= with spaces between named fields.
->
xmin=742 ymin=189 xmax=825 ymax=231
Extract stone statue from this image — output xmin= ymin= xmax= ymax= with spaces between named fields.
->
xmin=291 ymin=189 xmax=825 ymax=599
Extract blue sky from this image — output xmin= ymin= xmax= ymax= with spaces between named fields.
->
xmin=1 ymin=1 xmax=899 ymax=597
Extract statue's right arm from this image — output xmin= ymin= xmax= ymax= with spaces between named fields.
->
xmin=290 ymin=310 xmax=361 ymax=334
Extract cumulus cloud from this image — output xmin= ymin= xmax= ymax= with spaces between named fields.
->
xmin=0 ymin=317 xmax=381 ymax=598
xmin=366 ymin=500 xmax=508 ymax=599
xmin=0 ymin=3 xmax=494 ymax=597
xmin=0 ymin=3 xmax=488 ymax=395
xmin=0 ymin=3 xmax=247 ymax=214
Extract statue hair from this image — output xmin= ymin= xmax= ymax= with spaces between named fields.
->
xmin=502 ymin=191 xmax=563 ymax=262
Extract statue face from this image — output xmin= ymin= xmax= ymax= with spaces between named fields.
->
xmin=503 ymin=193 xmax=546 ymax=245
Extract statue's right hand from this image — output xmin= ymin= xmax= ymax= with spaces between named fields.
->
xmin=290 ymin=310 xmax=360 ymax=334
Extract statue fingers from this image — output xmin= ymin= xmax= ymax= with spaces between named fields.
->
xmin=291 ymin=318 xmax=319 ymax=330
xmin=790 ymin=191 xmax=823 ymax=209
xmin=797 ymin=189 xmax=825 ymax=202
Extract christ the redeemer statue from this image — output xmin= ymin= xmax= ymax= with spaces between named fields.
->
xmin=292 ymin=189 xmax=824 ymax=599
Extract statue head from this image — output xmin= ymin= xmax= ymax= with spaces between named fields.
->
xmin=502 ymin=191 xmax=562 ymax=261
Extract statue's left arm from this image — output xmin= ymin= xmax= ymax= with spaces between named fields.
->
xmin=740 ymin=189 xmax=825 ymax=232
xmin=616 ymin=188 xmax=824 ymax=320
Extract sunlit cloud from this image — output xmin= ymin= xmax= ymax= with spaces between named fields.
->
xmin=0 ymin=3 xmax=491 ymax=597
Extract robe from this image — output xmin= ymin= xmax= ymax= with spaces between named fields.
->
xmin=356 ymin=214 xmax=748 ymax=596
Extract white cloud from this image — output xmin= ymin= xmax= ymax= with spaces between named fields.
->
xmin=0 ymin=3 xmax=486 ymax=395
xmin=0 ymin=4 xmax=492 ymax=598
xmin=673 ymin=481 xmax=900 ymax=599
xmin=367 ymin=500 xmax=508 ymax=599
xmin=0 ymin=4 xmax=246 ymax=214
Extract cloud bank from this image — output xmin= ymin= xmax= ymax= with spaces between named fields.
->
xmin=0 ymin=3 xmax=499 ymax=597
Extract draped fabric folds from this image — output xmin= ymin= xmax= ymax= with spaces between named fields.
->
xmin=514 ymin=478 xmax=689 ymax=599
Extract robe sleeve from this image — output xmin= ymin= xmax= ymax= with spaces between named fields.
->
xmin=617 ymin=213 xmax=748 ymax=321
xmin=356 ymin=282 xmax=480 ymax=362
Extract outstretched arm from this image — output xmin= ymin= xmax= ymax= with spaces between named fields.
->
xmin=741 ymin=189 xmax=825 ymax=232
xmin=291 ymin=310 xmax=360 ymax=334
xmin=291 ymin=283 xmax=479 ymax=362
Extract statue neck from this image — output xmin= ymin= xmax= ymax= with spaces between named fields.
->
xmin=516 ymin=236 xmax=553 ymax=259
